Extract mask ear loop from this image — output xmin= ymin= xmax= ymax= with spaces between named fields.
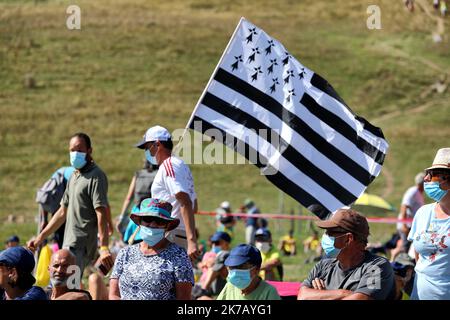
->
xmin=337 ymin=233 xmax=351 ymax=253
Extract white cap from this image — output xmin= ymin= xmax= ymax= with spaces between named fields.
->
xmin=220 ymin=201 xmax=231 ymax=210
xmin=426 ymin=148 xmax=450 ymax=171
xmin=135 ymin=125 xmax=171 ymax=149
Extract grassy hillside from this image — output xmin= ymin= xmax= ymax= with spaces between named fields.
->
xmin=1 ymin=0 xmax=449 ymax=281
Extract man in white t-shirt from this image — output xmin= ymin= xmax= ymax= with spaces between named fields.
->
xmin=393 ymin=172 xmax=425 ymax=259
xmin=135 ymin=125 xmax=199 ymax=261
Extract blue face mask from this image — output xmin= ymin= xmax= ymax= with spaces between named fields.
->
xmin=227 ymin=268 xmax=254 ymax=290
xmin=321 ymin=233 xmax=346 ymax=258
xmin=424 ymin=181 xmax=448 ymax=202
xmin=212 ymin=246 xmax=221 ymax=254
xmin=145 ymin=149 xmax=157 ymax=165
xmin=70 ymin=151 xmax=87 ymax=169
xmin=140 ymin=225 xmax=165 ymax=246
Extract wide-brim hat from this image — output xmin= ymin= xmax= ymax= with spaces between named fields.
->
xmin=426 ymin=148 xmax=450 ymax=171
xmin=130 ymin=198 xmax=179 ymax=231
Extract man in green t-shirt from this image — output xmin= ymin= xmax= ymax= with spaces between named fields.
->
xmin=28 ymin=133 xmax=114 ymax=280
xmin=217 ymin=244 xmax=281 ymax=300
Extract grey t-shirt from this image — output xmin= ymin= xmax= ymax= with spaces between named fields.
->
xmin=62 ymin=162 xmax=108 ymax=262
xmin=303 ymin=251 xmax=396 ymax=300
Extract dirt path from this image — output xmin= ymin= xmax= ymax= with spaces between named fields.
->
xmin=374 ymin=1 xmax=448 ymax=198
xmin=377 ymin=95 xmax=445 ymax=199
xmin=373 ymin=96 xmax=447 ymax=123
xmin=416 ymin=0 xmax=446 ymax=37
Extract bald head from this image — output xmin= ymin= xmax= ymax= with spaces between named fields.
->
xmin=49 ymin=249 xmax=78 ymax=287
xmin=51 ymin=249 xmax=76 ymax=265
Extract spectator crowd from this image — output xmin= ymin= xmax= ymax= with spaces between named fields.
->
xmin=1 ymin=125 xmax=449 ymax=301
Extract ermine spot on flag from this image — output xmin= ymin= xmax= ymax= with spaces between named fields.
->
xmin=185 ymin=17 xmax=389 ymax=219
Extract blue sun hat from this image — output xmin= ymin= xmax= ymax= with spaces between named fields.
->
xmin=0 ymin=247 xmax=35 ymax=275
xmin=130 ymin=198 xmax=179 ymax=231
xmin=224 ymin=244 xmax=262 ymax=268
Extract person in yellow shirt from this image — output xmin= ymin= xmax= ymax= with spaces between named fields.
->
xmin=303 ymin=230 xmax=320 ymax=253
xmin=278 ymin=229 xmax=297 ymax=256
xmin=254 ymin=229 xmax=282 ymax=281
xmin=303 ymin=230 xmax=322 ymax=264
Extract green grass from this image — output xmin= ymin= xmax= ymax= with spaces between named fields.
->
xmin=1 ymin=0 xmax=449 ymax=282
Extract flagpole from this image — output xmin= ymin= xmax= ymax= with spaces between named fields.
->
xmin=173 ymin=16 xmax=246 ymax=156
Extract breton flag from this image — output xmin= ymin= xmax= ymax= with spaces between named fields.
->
xmin=185 ymin=18 xmax=389 ymax=219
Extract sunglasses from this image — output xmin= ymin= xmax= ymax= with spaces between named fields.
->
xmin=426 ymin=170 xmax=449 ymax=180
xmin=141 ymin=216 xmax=168 ymax=225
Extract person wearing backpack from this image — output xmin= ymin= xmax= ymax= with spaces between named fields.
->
xmin=36 ymin=166 xmax=75 ymax=249
xmin=28 ymin=132 xmax=114 ymax=280
xmin=116 ymin=159 xmax=158 ymax=244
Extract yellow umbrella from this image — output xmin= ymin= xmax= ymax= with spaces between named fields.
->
xmin=352 ymin=193 xmax=396 ymax=212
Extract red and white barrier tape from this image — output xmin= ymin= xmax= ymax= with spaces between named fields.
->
xmin=195 ymin=211 xmax=413 ymax=225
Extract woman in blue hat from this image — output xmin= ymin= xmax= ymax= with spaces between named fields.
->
xmin=109 ymin=198 xmax=194 ymax=300
xmin=0 ymin=247 xmax=48 ymax=300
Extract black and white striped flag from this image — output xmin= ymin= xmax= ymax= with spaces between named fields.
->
xmin=185 ymin=18 xmax=389 ymax=219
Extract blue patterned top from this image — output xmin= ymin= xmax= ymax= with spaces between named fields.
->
xmin=110 ymin=242 xmax=194 ymax=300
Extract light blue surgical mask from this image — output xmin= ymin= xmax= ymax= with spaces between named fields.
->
xmin=140 ymin=225 xmax=165 ymax=246
xmin=227 ymin=267 xmax=254 ymax=290
xmin=70 ymin=151 xmax=87 ymax=169
xmin=424 ymin=181 xmax=448 ymax=202
xmin=212 ymin=246 xmax=221 ymax=254
xmin=321 ymin=233 xmax=347 ymax=258
xmin=145 ymin=149 xmax=157 ymax=165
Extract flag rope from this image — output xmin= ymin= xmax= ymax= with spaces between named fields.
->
xmin=195 ymin=210 xmax=412 ymax=224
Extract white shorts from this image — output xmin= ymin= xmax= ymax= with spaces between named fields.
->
xmin=166 ymin=228 xmax=187 ymax=249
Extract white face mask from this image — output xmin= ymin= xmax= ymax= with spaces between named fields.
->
xmin=256 ymin=242 xmax=271 ymax=253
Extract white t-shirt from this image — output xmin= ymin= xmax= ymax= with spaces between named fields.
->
xmin=396 ymin=186 xmax=425 ymax=230
xmin=151 ymin=156 xmax=197 ymax=231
